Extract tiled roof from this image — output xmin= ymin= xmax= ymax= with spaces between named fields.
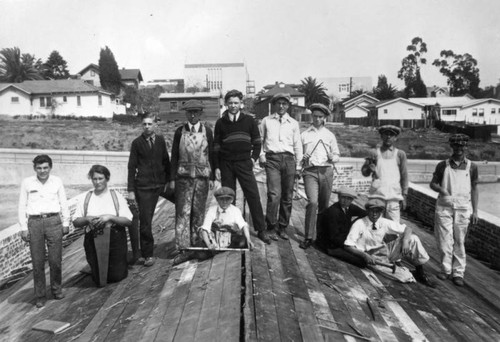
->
xmin=119 ymin=69 xmax=143 ymax=82
xmin=0 ymin=80 xmax=112 ymax=95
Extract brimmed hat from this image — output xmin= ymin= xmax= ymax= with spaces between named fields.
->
xmin=449 ymin=133 xmax=469 ymax=146
xmin=365 ymin=198 xmax=386 ymax=210
xmin=182 ymin=99 xmax=204 ymax=111
xmin=271 ymin=93 xmax=291 ymax=104
xmin=378 ymin=125 xmax=401 ymax=136
xmin=309 ymin=103 xmax=331 ymax=116
xmin=214 ymin=186 xmax=235 ymax=199
xmin=335 ymin=187 xmax=357 ymax=199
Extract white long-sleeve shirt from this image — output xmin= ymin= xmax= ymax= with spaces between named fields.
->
xmin=301 ymin=125 xmax=340 ymax=168
xmin=18 ymin=175 xmax=70 ymax=231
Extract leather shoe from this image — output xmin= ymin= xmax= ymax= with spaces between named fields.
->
xmin=452 ymin=276 xmax=464 ymax=286
xmin=257 ymin=231 xmax=271 ymax=244
xmin=268 ymin=232 xmax=279 ymax=241
xmin=53 ymin=293 xmax=65 ymax=300
xmin=35 ymin=298 xmax=46 ymax=308
xmin=413 ymin=271 xmax=437 ymax=288
xmin=299 ymin=239 xmax=312 ymax=249
xmin=173 ymin=252 xmax=192 ymax=266
xmin=437 ymin=272 xmax=450 ymax=280
xmin=144 ymin=257 xmax=156 ymax=267
xmin=277 ymin=230 xmax=289 ymax=240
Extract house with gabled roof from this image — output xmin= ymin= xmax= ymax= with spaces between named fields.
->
xmin=365 ymin=97 xmax=425 ymax=128
xmin=253 ymin=82 xmax=306 ymax=119
xmin=77 ymin=64 xmax=143 ymax=90
xmin=0 ymin=79 xmax=123 ymax=118
xmin=119 ymin=68 xmax=143 ymax=89
xmin=78 ymin=63 xmax=101 ymax=87
xmin=342 ymin=94 xmax=379 ymax=121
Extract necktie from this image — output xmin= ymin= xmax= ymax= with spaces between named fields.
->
xmin=191 ymin=125 xmax=196 ymax=133
xmin=279 ymin=117 xmax=282 ymax=124
xmin=148 ymin=137 xmax=153 ymax=149
xmin=372 ymin=222 xmax=377 ymax=230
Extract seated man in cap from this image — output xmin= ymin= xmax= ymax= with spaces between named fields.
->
xmin=361 ymin=125 xmax=408 ymax=223
xmin=316 ymin=187 xmax=366 ymax=266
xmin=299 ymin=103 xmax=340 ymax=249
xmin=344 ymin=197 xmax=436 ymax=287
xmin=170 ymin=100 xmax=215 ymax=265
xmin=259 ymin=93 xmax=302 ymax=241
xmin=430 ymin=133 xmax=479 ymax=287
xmin=173 ymin=187 xmax=254 ymax=265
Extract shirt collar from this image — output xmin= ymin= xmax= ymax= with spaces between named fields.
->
xmin=188 ymin=122 xmax=200 ymax=131
xmin=450 ymin=157 xmax=466 ymax=167
xmin=143 ymin=133 xmax=156 ymax=141
xmin=272 ymin=113 xmax=291 ymax=122
xmin=380 ymin=145 xmax=395 ymax=152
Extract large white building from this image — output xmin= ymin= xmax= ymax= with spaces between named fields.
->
xmin=184 ymin=62 xmax=254 ymax=96
xmin=317 ymin=76 xmax=372 ymax=101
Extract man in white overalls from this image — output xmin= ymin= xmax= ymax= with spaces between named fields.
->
xmin=430 ymin=133 xmax=479 ymax=286
xmin=362 ymin=125 xmax=408 ymax=223
xmin=169 ymin=100 xmax=215 ymax=265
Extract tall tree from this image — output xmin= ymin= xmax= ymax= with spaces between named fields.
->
xmin=373 ymin=75 xmax=397 ymax=100
xmin=299 ymin=76 xmax=330 ymax=106
xmin=0 ymin=47 xmax=44 ymax=82
xmin=432 ymin=50 xmax=480 ymax=97
xmin=43 ymin=50 xmax=70 ymax=79
xmin=397 ymin=37 xmax=428 ymax=98
xmin=98 ymin=46 xmax=121 ymax=94
xmin=136 ymin=86 xmax=164 ymax=113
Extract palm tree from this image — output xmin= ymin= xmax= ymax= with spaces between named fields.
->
xmin=0 ymin=47 xmax=44 ymax=82
xmin=373 ymin=75 xmax=398 ymax=100
xmin=299 ymin=76 xmax=330 ymax=107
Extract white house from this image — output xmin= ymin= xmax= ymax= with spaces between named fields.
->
xmin=0 ymin=80 xmax=123 ymax=118
xmin=78 ymin=63 xmax=101 ymax=87
xmin=343 ymin=94 xmax=379 ymax=118
xmin=461 ymin=98 xmax=500 ymax=125
xmin=372 ymin=98 xmax=424 ymax=120
xmin=317 ymin=76 xmax=372 ymax=101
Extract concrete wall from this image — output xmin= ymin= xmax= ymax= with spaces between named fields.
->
xmin=406 ymin=182 xmax=500 ymax=269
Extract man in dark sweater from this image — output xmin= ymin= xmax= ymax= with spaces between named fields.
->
xmin=316 ymin=187 xmax=367 ymax=267
xmin=214 ymin=90 xmax=270 ymax=244
xmin=128 ymin=112 xmax=171 ymax=267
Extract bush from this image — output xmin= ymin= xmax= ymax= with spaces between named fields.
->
xmin=112 ymin=114 xmax=141 ymax=125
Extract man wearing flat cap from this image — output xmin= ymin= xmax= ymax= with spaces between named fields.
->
xmin=344 ymin=197 xmax=436 ymax=287
xmin=170 ymin=100 xmax=215 ymax=264
xmin=259 ymin=93 xmax=302 ymax=241
xmin=430 ymin=133 xmax=479 ymax=287
xmin=214 ymin=89 xmax=270 ymax=244
xmin=362 ymin=124 xmax=408 ymax=223
xmin=316 ymin=187 xmax=366 ymax=265
xmin=299 ymin=103 xmax=340 ymax=249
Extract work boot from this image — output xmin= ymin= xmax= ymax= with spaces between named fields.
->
xmin=173 ymin=252 xmax=193 ymax=266
xmin=414 ymin=265 xmax=437 ymax=288
xmin=257 ymin=231 xmax=271 ymax=244
xmin=299 ymin=239 xmax=312 ymax=249
xmin=144 ymin=257 xmax=156 ymax=267
xmin=35 ymin=297 xmax=46 ymax=308
xmin=267 ymin=231 xmax=279 ymax=241
xmin=452 ymin=276 xmax=464 ymax=287
xmin=437 ymin=272 xmax=450 ymax=281
xmin=277 ymin=229 xmax=289 ymax=240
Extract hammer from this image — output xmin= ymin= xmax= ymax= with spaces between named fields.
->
xmin=375 ymin=261 xmax=397 ymax=274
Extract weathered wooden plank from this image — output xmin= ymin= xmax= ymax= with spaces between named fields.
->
xmin=153 ymin=261 xmax=198 ymax=342
xmin=265 ymin=240 xmax=302 ymax=342
xmin=217 ymin=252 xmax=242 ymax=342
xmin=293 ymin=297 xmax=324 ymax=342
xmin=251 ymin=239 xmax=280 ymax=342
xmin=173 ymin=258 xmax=212 ymax=341
xmin=194 ymin=252 xmax=228 ymax=342
xmin=277 ymin=237 xmax=309 ymax=300
xmin=243 ymin=251 xmax=257 ymax=342
xmin=417 ymin=309 xmax=457 ymax=342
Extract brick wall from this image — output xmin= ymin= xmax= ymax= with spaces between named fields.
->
xmin=406 ymin=183 xmax=500 ymax=269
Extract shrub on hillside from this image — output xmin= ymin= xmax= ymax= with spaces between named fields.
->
xmin=113 ymin=114 xmax=141 ymax=125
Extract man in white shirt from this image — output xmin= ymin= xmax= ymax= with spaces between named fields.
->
xmin=18 ymin=154 xmax=70 ymax=308
xmin=300 ymin=103 xmax=339 ymax=249
xmin=259 ymin=93 xmax=302 ymax=240
xmin=344 ymin=198 xmax=436 ymax=287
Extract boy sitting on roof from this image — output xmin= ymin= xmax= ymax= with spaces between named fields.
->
xmin=199 ymin=186 xmax=254 ymax=251
xmin=173 ymin=187 xmax=254 ymax=265
xmin=344 ymin=197 xmax=436 ymax=287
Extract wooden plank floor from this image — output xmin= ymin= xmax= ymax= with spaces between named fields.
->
xmin=1 ymin=178 xmax=500 ymax=341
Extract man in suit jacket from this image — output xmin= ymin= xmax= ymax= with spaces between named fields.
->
xmin=128 ymin=112 xmax=171 ymax=267
xmin=316 ymin=187 xmax=367 ymax=267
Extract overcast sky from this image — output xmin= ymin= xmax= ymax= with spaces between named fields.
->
xmin=2 ymin=0 xmax=500 ymax=91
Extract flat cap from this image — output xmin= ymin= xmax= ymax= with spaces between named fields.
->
xmin=365 ymin=197 xmax=386 ymax=210
xmin=335 ymin=187 xmax=357 ymax=199
xmin=271 ymin=93 xmax=292 ymax=104
xmin=182 ymin=99 xmax=204 ymax=111
xmin=378 ymin=125 xmax=401 ymax=136
xmin=214 ymin=186 xmax=235 ymax=199
xmin=309 ymin=103 xmax=331 ymax=116
xmin=449 ymin=133 xmax=469 ymax=146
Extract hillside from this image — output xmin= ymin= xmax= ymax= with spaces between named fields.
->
xmin=1 ymin=118 xmax=499 ymax=161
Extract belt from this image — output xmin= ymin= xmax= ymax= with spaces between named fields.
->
xmin=266 ymin=152 xmax=294 ymax=157
xmin=29 ymin=213 xmax=59 ymax=219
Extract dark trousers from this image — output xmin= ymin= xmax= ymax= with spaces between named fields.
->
xmin=265 ymin=153 xmax=296 ymax=231
xmin=327 ymin=247 xmax=367 ymax=268
xmin=28 ymin=215 xmax=63 ymax=299
xmin=219 ymin=158 xmax=265 ymax=232
xmin=135 ymin=187 xmax=162 ymax=258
